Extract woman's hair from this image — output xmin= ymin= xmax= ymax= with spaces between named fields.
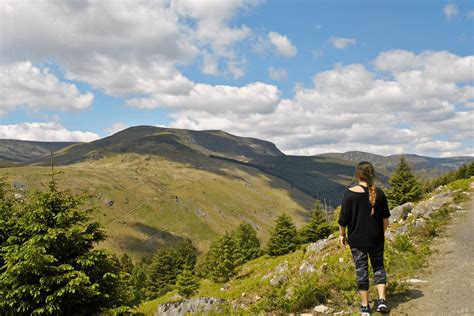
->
xmin=354 ymin=161 xmax=377 ymax=216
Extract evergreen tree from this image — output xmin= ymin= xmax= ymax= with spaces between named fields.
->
xmin=129 ymin=260 xmax=147 ymax=305
xmin=0 ymin=183 xmax=130 ymax=315
xmin=266 ymin=214 xmax=298 ymax=256
xmin=120 ymin=253 xmax=134 ymax=274
xmin=146 ymin=239 xmax=197 ymax=298
xmin=468 ymin=162 xmax=474 ymax=177
xmin=210 ymin=232 xmax=237 ymax=282
xmin=298 ymin=201 xmax=333 ymax=244
xmin=232 ymin=223 xmax=261 ymax=265
xmin=386 ymin=157 xmax=423 ymax=208
xmin=175 ymin=265 xmax=199 ymax=298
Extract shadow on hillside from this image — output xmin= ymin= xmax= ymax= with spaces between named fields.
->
xmin=115 ymin=222 xmax=188 ymax=258
xmin=388 ymin=289 xmax=424 ymax=310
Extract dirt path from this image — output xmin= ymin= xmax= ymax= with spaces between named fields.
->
xmin=390 ymin=183 xmax=474 ymax=315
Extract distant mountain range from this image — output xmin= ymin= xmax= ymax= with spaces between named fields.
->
xmin=2 ymin=126 xmax=473 ymax=205
xmin=2 ymin=126 xmax=472 ymax=259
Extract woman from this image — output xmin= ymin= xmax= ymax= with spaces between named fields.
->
xmin=338 ymin=161 xmax=391 ymax=315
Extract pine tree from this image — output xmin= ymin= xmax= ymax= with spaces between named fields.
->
xmin=298 ymin=201 xmax=333 ymax=244
xmin=386 ymin=157 xmax=423 ymax=208
xmin=146 ymin=239 xmax=197 ymax=298
xmin=129 ymin=260 xmax=148 ymax=304
xmin=266 ymin=214 xmax=298 ymax=256
xmin=232 ymin=222 xmax=261 ymax=265
xmin=211 ymin=232 xmax=237 ymax=282
xmin=0 ymin=183 xmax=130 ymax=315
xmin=175 ymin=265 xmax=199 ymax=298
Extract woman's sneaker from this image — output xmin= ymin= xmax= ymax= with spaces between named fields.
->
xmin=375 ymin=298 xmax=389 ymax=313
xmin=360 ymin=304 xmax=370 ymax=315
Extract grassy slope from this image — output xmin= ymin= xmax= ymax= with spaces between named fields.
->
xmin=136 ymin=177 xmax=474 ymax=315
xmin=1 ymin=153 xmax=315 ymax=260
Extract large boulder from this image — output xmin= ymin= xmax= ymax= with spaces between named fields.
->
xmin=389 ymin=202 xmax=413 ymax=222
xmin=155 ymin=297 xmax=226 ymax=316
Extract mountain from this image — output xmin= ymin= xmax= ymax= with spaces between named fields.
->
xmin=28 ymin=126 xmax=364 ymax=204
xmin=0 ymin=139 xmax=77 ymax=164
xmin=317 ymin=151 xmax=474 ymax=178
xmin=31 ymin=126 xmax=284 ymax=166
xmin=1 ymin=125 xmax=472 ymax=259
xmin=6 ymin=126 xmax=473 ymax=204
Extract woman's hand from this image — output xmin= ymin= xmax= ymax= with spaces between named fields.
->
xmin=339 ymin=235 xmax=347 ymax=247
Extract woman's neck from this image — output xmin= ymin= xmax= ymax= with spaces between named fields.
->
xmin=358 ymin=181 xmax=368 ymax=187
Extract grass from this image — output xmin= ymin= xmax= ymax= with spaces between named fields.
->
xmin=134 ymin=178 xmax=473 ymax=315
xmin=1 ymin=153 xmax=315 ymax=261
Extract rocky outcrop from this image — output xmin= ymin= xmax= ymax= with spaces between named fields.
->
xmin=155 ymin=297 xmax=226 ymax=316
xmin=306 ymin=238 xmax=328 ymax=254
xmin=390 ymin=202 xmax=413 ymax=222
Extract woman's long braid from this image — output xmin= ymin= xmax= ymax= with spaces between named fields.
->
xmin=355 ymin=161 xmax=377 ymax=216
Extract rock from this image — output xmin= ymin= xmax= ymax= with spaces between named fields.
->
xmin=299 ymin=261 xmax=316 ymax=275
xmin=414 ymin=218 xmax=426 ymax=229
xmin=14 ymin=193 xmax=23 ymax=199
xmin=195 ymin=208 xmax=207 ymax=218
xmin=389 ymin=202 xmax=413 ymax=222
xmin=333 ymin=311 xmax=346 ymax=316
xmin=306 ymin=239 xmax=328 ymax=254
xmin=313 ymin=304 xmax=333 ymax=314
xmin=105 ymin=200 xmax=114 ymax=207
xmin=394 ymin=225 xmax=408 ymax=236
xmin=270 ymin=273 xmax=288 ymax=286
xmin=261 ymin=271 xmax=272 ymax=280
xmin=12 ymin=180 xmax=26 ymax=191
xmin=338 ymin=257 xmax=344 ymax=263
xmin=220 ymin=283 xmax=230 ymax=291
xmin=412 ymin=196 xmax=453 ymax=218
xmin=405 ymin=278 xmax=428 ymax=284
xmin=155 ymin=297 xmax=226 ymax=316
xmin=275 ymin=260 xmax=289 ymax=274
xmin=385 ymin=231 xmax=395 ymax=242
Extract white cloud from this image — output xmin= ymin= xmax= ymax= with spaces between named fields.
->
xmin=171 ymin=0 xmax=261 ymax=77
xmin=443 ymin=3 xmax=459 ymax=19
xmin=127 ymin=81 xmax=280 ymax=115
xmin=329 ymin=37 xmax=356 ymax=49
xmin=268 ymin=32 xmax=297 ymax=58
xmin=268 ymin=67 xmax=288 ymax=81
xmin=0 ymin=122 xmax=99 ymax=142
xmin=166 ymin=50 xmax=473 ymax=158
xmin=468 ymin=10 xmax=474 ymax=19
xmin=0 ymin=61 xmax=93 ymax=115
xmin=0 ymin=0 xmax=261 ymax=91
xmin=105 ymin=122 xmax=129 ymax=135
xmin=374 ymin=50 xmax=474 ymax=82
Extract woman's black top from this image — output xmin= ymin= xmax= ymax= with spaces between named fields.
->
xmin=338 ymin=185 xmax=391 ymax=247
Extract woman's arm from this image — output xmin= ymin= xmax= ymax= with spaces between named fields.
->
xmin=339 ymin=225 xmax=347 ymax=246
xmin=383 ymin=218 xmax=389 ymax=232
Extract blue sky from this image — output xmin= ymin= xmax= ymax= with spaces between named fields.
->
xmin=1 ymin=0 xmax=473 ymax=157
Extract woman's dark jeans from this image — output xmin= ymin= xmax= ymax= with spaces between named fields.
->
xmin=350 ymin=243 xmax=387 ymax=291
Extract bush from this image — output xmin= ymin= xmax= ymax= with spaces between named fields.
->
xmin=393 ymin=234 xmax=415 ymax=253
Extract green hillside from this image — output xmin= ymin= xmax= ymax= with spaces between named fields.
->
xmin=2 ymin=153 xmax=315 ymax=260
